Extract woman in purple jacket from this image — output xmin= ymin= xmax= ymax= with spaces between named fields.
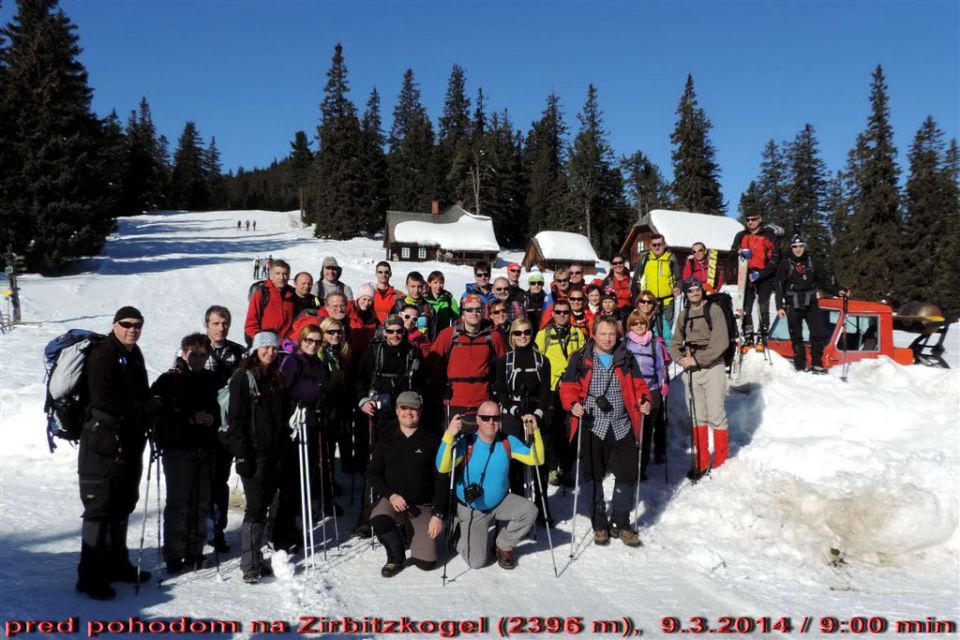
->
xmin=623 ymin=309 xmax=670 ymax=480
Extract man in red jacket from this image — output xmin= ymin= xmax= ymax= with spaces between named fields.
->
xmin=428 ymin=294 xmax=507 ymax=418
xmin=602 ymin=253 xmax=633 ymax=310
xmin=244 ymin=259 xmax=295 ymax=346
xmin=560 ymin=317 xmax=651 ymax=548
xmin=373 ymin=261 xmax=401 ymax=324
xmin=731 ymin=213 xmax=780 ymax=346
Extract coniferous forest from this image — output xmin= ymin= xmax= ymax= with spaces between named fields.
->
xmin=0 ymin=1 xmax=957 ymax=318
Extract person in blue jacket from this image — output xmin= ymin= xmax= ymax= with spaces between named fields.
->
xmin=436 ymin=401 xmax=543 ymax=570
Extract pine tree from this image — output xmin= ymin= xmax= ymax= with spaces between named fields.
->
xmin=310 ymin=43 xmax=366 ymax=238
xmin=120 ymin=97 xmax=168 ymax=215
xmin=171 ymin=121 xmax=209 ymax=210
xmin=841 ymin=66 xmax=902 ymax=303
xmin=387 ymin=68 xmax=437 ymax=211
xmin=0 ymin=0 xmax=121 ymax=268
xmin=359 ymin=88 xmax=389 ymax=234
xmin=902 ymin=118 xmax=955 ymax=305
xmin=784 ymin=124 xmax=831 ymax=264
xmin=621 ymin=151 xmax=670 ymax=216
xmin=437 ymin=64 xmax=472 ymax=205
xmin=934 ymin=139 xmax=960 ymax=319
xmin=669 ymin=74 xmax=725 ymax=215
xmin=205 ymin=136 xmax=226 ymax=209
xmin=827 ymin=166 xmax=857 ymax=288
xmin=756 ymin=139 xmax=788 ymax=229
xmin=738 ymin=180 xmax=763 ymax=222
xmin=523 ymin=92 xmax=569 ymax=235
xmin=478 ymin=110 xmax=528 ymax=247
xmin=288 ymin=130 xmax=312 ymax=189
xmin=567 ymin=84 xmax=629 ymax=257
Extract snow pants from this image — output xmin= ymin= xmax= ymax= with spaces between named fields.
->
xmin=742 ymin=279 xmax=776 ymax=339
xmin=786 ymin=300 xmax=828 ymax=370
xmin=455 ymin=494 xmax=537 ymax=569
xmin=161 ymin=448 xmax=211 ymax=563
xmin=209 ymin=442 xmax=233 ymax=542
xmin=640 ymin=389 xmax=666 ymax=474
xmin=682 ymin=361 xmax=727 ymax=432
xmin=580 ymin=428 xmax=638 ymax=527
xmin=502 ymin=413 xmax=551 ymax=521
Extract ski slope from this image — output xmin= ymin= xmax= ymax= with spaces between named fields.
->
xmin=1 ymin=210 xmax=958 ymax=638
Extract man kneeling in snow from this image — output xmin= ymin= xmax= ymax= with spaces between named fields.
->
xmin=436 ymin=402 xmax=543 ymax=570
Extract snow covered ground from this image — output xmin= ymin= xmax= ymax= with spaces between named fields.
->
xmin=1 ymin=210 xmax=958 ymax=638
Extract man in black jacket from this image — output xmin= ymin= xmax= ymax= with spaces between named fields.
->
xmin=202 ymin=305 xmax=246 ymax=553
xmin=76 ymin=306 xmax=152 ymax=600
xmin=731 ymin=212 xmax=781 ymax=346
xmin=368 ymin=391 xmax=448 ymax=577
xmin=776 ymin=236 xmax=848 ymax=373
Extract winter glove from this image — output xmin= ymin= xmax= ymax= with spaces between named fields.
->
xmin=740 ymin=248 xmax=753 ymax=260
xmin=235 ymin=457 xmax=256 ymax=478
xmin=749 ymin=270 xmax=760 ymax=282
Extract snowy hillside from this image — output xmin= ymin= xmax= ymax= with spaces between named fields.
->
xmin=1 ymin=210 xmax=958 ymax=637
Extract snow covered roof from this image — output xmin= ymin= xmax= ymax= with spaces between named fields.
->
xmin=386 ymin=205 xmax=500 ymax=252
xmin=532 ymin=231 xmax=599 ymax=262
xmin=646 ymin=209 xmax=743 ymax=251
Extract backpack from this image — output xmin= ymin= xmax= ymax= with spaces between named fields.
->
xmin=43 ymin=329 xmax=106 ymax=452
xmin=463 ymin=433 xmax=511 ymax=464
xmin=247 ymin=280 xmax=270 ymax=321
xmin=679 ymin=293 xmax=737 ymax=368
xmin=217 ymin=369 xmax=258 ymax=437
xmin=504 ymin=349 xmax=545 ymax=391
xmin=444 ymin=325 xmax=496 ymax=385
xmin=371 ymin=341 xmax=420 ymax=392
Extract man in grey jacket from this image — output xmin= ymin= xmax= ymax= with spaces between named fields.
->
xmin=315 ymin=256 xmax=353 ymax=303
xmin=669 ymin=279 xmax=730 ymax=480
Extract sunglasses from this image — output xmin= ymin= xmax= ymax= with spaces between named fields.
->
xmin=638 ymin=299 xmax=655 ymax=305
xmin=491 ymin=309 xmax=507 ymax=315
xmin=612 ymin=260 xmax=624 ymax=265
xmin=384 ymin=328 xmax=402 ymax=335
xmin=651 ymin=243 xmax=664 ymax=248
xmin=553 ymin=309 xmax=571 ymax=315
xmin=302 ymin=337 xmax=322 ymax=345
xmin=324 ymin=329 xmax=343 ymax=335
xmin=493 ymin=287 xmax=508 ymax=292
xmin=746 ymin=216 xmax=761 ymax=221
xmin=693 ymin=248 xmax=706 ymax=254
xmin=117 ymin=321 xmax=143 ymax=329
xmin=401 ymin=314 xmax=417 ymax=321
xmin=508 ymin=268 xmax=521 ymax=273
xmin=569 ymin=297 xmax=585 ymax=302
xmin=529 ymin=281 xmax=543 ymax=286
xmin=569 ymin=271 xmax=582 ymax=276
xmin=462 ymin=307 xmax=482 ymax=314
xmin=512 ymin=329 xmax=532 ymax=337
xmin=476 ymin=414 xmax=502 ymax=423
xmin=554 ymin=278 xmax=569 ymax=284
xmin=475 ymin=272 xmax=490 ymax=278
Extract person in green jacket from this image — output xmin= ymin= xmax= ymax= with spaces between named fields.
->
xmin=424 ymin=270 xmax=459 ymax=341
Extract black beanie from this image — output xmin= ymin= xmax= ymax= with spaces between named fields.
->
xmin=113 ymin=306 xmax=144 ymax=324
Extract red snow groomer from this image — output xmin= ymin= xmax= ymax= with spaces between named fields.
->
xmin=766 ymin=298 xmax=950 ymax=370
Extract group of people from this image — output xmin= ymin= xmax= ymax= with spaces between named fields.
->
xmin=252 ymin=255 xmax=273 ymax=280
xmin=73 ymin=214 xmax=846 ymax=598
xmin=237 ymin=219 xmax=257 ymax=232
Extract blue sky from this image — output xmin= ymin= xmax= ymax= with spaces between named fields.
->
xmin=6 ymin=1 xmax=958 ymax=213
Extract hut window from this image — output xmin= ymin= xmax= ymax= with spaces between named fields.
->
xmin=401 ymin=247 xmax=411 ymax=259
xmin=418 ymin=247 xmax=427 ymax=259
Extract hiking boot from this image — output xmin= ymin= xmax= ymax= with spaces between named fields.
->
xmin=76 ymin=579 xmax=116 ymax=601
xmin=381 ymin=543 xmax=405 ymax=578
xmin=111 ymin=562 xmax=151 ymax=584
xmin=242 ymin=568 xmax=261 ymax=584
xmin=352 ymin=523 xmax=372 ymax=539
xmin=496 ymin=546 xmax=517 ymax=570
xmin=547 ymin=470 xmax=561 ymax=487
xmin=259 ymin=556 xmax=273 ymax=577
xmin=593 ymin=528 xmax=610 ymax=546
xmin=811 ymin=365 xmax=828 ymax=375
xmin=380 ymin=558 xmax=404 ymax=578
xmin=611 ymin=522 xmax=642 ymax=547
xmin=166 ymin=558 xmax=184 ymax=575
xmin=755 ymin=343 xmax=765 ymax=352
xmin=186 ymin=555 xmax=214 ymax=571
xmin=686 ymin=467 xmax=708 ymax=483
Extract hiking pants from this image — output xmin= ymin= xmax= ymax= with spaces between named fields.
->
xmin=742 ymin=279 xmax=776 ymax=339
xmin=456 ymin=494 xmax=537 ymax=569
xmin=581 ymin=428 xmax=638 ymax=526
xmin=371 ymin=500 xmax=442 ymax=564
xmin=209 ymin=442 xmax=233 ymax=539
xmin=786 ymin=300 xmax=828 ymax=370
xmin=548 ymin=390 xmax=569 ymax=473
xmin=682 ymin=361 xmax=727 ymax=431
xmin=640 ymin=389 xmax=665 ymax=474
xmin=161 ymin=448 xmax=211 ymax=562
xmin=502 ymin=413 xmax=551 ymax=521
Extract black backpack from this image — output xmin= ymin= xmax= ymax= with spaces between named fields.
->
xmin=680 ymin=293 xmax=737 ymax=368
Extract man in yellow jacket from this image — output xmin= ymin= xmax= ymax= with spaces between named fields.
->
xmin=534 ymin=299 xmax=587 ymax=487
xmin=631 ymin=233 xmax=681 ymax=342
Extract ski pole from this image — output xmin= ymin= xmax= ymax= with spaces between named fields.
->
xmin=135 ymin=440 xmax=154 ymax=595
xmin=155 ymin=437 xmax=163 ymax=589
xmin=634 ymin=414 xmax=644 ymax=532
xmin=441 ymin=434 xmax=460 ymax=587
xmin=528 ymin=418 xmax=557 ymax=578
xmin=662 ymin=399 xmax=669 ymax=484
xmin=840 ymin=295 xmax=850 ymax=382
xmin=686 ymin=366 xmax=700 ymax=481
xmin=316 ymin=417 xmax=329 ymax=561
xmin=569 ymin=409 xmax=586 ymax=559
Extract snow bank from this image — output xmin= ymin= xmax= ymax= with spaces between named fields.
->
xmin=393 ymin=211 xmax=499 ymax=252
xmin=650 ymin=208 xmax=743 ymax=250
xmin=533 ymin=230 xmax=598 ymax=262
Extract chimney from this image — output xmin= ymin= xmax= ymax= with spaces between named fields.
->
xmin=431 ymin=199 xmax=440 ymax=215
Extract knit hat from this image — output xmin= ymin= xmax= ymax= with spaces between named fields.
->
xmin=683 ymin=278 xmax=704 ymax=293
xmin=507 ymin=262 xmax=521 ymax=271
xmin=113 ymin=306 xmax=144 ymax=324
xmin=790 ymin=234 xmax=807 ymax=247
xmin=384 ymin=314 xmax=403 ymax=329
xmin=528 ymin=269 xmax=545 ymax=284
xmin=355 ymin=282 xmax=375 ymax=301
xmin=601 ymin=287 xmax=618 ymax=302
xmin=396 ymin=391 xmax=423 ymax=409
xmin=321 ymin=256 xmax=342 ymax=273
xmin=249 ymin=331 xmax=279 ymax=353
xmin=462 ymin=294 xmax=483 ymax=310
